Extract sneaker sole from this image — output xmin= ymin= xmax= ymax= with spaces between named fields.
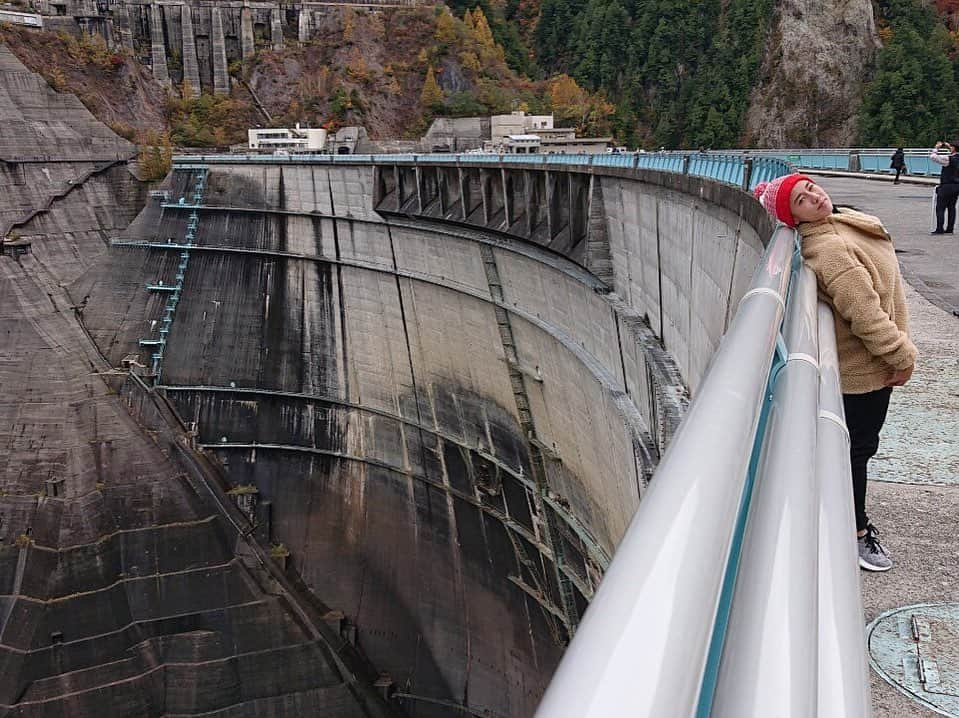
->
xmin=859 ymin=557 xmax=893 ymax=572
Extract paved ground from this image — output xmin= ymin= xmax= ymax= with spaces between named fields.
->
xmin=815 ymin=174 xmax=959 ymax=717
xmin=816 ymin=172 xmax=959 ymax=317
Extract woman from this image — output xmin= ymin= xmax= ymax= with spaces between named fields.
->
xmin=890 ymin=147 xmax=906 ymax=184
xmin=753 ymin=173 xmax=917 ymax=571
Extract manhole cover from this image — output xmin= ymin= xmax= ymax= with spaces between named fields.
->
xmin=867 ymin=603 xmax=959 ymax=716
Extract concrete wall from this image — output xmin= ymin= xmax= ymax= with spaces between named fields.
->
xmin=599 ymin=174 xmax=767 ymax=393
xmin=379 ymin=162 xmax=772 ymax=393
xmin=73 ymin=156 xmax=774 ymax=717
xmin=0 ymin=48 xmax=396 ymax=717
xmin=41 ymin=0 xmax=423 ymax=94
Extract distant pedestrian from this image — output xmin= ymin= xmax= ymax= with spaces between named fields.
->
xmin=890 ymin=147 xmax=905 ymax=184
xmin=929 ymin=140 xmax=959 ymax=234
xmin=754 ymin=173 xmax=917 ymax=572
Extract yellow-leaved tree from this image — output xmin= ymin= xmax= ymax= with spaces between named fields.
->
xmin=435 ymin=8 xmax=458 ymax=45
xmin=420 ymin=66 xmax=444 ymax=111
xmin=342 ymin=9 xmax=355 ymax=42
xmin=548 ymin=74 xmax=614 ymax=136
xmin=468 ymin=7 xmax=505 ymax=64
xmin=139 ymin=130 xmax=173 ymax=181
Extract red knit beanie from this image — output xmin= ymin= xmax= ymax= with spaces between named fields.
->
xmin=752 ymin=173 xmax=811 ymax=228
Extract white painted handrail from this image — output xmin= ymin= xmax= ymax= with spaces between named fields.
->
xmin=534 ymin=227 xmax=795 ymax=717
xmin=536 ymin=234 xmax=871 ymax=717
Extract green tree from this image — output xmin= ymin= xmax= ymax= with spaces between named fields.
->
xmin=574 ymin=0 xmax=631 ymax=93
xmin=684 ymin=0 xmax=774 ymax=148
xmin=536 ymin=0 xmax=577 ymax=73
xmin=859 ymin=2 xmax=959 ymax=144
xmin=445 ymin=91 xmax=489 ymax=116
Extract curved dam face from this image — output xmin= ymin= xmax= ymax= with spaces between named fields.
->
xmin=75 ymin=159 xmax=772 ymax=716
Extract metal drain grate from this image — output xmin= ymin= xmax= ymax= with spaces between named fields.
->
xmin=867 ymin=603 xmax=959 ymax=716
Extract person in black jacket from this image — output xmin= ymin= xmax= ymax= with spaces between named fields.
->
xmin=890 ymin=147 xmax=905 ymax=183
xmin=930 ymin=140 xmax=959 ymax=234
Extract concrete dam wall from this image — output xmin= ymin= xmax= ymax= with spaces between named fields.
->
xmin=72 ymin=158 xmax=774 ymax=716
xmin=31 ymin=0 xmax=422 ymax=96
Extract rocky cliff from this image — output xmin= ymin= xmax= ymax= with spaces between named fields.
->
xmin=744 ymin=0 xmax=880 ymax=147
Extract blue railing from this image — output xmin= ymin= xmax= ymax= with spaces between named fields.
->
xmin=173 ymin=151 xmax=791 ymax=191
xmin=687 ymin=154 xmax=745 ymax=186
xmin=176 ymin=146 xmax=950 ymax=182
xmin=746 ymin=147 xmax=944 ymax=177
xmin=137 ymin=166 xmax=207 ymax=379
xmin=858 ymin=150 xmax=941 ymax=177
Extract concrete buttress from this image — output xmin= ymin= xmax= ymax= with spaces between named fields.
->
xmin=211 ymin=6 xmax=230 ymax=95
xmin=240 ymin=6 xmax=255 ymax=59
xmin=180 ymin=4 xmax=201 ymax=97
xmin=272 ymin=7 xmax=284 ymax=49
xmin=149 ymin=3 xmax=170 ymax=86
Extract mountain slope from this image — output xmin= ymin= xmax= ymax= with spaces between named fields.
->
xmin=4 ymin=0 xmax=959 ymax=148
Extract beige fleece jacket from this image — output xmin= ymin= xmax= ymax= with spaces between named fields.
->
xmin=799 ymin=208 xmax=918 ymax=395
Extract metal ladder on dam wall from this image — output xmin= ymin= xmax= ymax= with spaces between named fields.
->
xmin=478 ymin=243 xmax=580 ymax=640
xmin=137 ymin=166 xmax=207 ymax=380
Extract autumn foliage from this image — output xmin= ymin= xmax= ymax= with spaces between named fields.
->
xmin=548 ymin=75 xmax=614 ymax=135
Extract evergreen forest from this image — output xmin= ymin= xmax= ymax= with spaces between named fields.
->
xmin=452 ymin=0 xmax=959 ymax=148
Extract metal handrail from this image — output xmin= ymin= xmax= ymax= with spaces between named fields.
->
xmin=173 ymin=145 xmax=950 ymax=180
xmin=535 ymin=238 xmax=868 ymax=717
xmin=710 ymin=265 xmax=822 ymax=715
xmin=815 ymin=304 xmax=873 ymax=716
xmin=534 ymin=228 xmax=795 ymax=717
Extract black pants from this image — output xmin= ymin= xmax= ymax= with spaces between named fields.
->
xmin=843 ymin=387 xmax=892 ymax=532
xmin=934 ymin=183 xmax=959 ymax=231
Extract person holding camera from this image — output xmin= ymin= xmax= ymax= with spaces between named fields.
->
xmin=929 ymin=140 xmax=959 ymax=234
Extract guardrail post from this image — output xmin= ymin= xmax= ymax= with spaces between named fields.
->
xmin=682 ymin=155 xmax=691 ymax=175
xmin=848 ymin=151 xmax=860 ymax=172
xmin=742 ymin=158 xmax=753 ymax=191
